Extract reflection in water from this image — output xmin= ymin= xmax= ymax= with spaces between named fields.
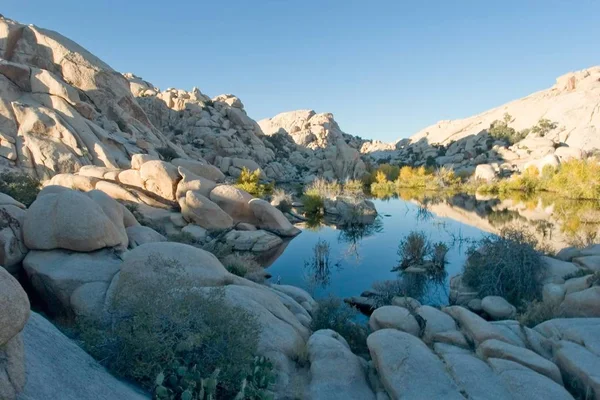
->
xmin=337 ymin=216 xmax=384 ymax=260
xmin=303 ymin=239 xmax=341 ymax=291
xmin=267 ymin=189 xmax=600 ymax=306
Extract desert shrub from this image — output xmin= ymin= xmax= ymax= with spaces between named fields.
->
xmin=235 ymin=167 xmax=273 ymax=197
xmin=518 ymin=299 xmax=562 ymax=327
xmin=167 ymin=231 xmax=201 ymax=245
xmin=78 ymin=256 xmax=262 ymax=398
xmin=462 ymin=228 xmax=544 ymax=307
xmin=397 ymin=231 xmax=429 ymax=269
xmin=396 ymin=166 xmax=429 ymax=188
xmin=270 ymin=188 xmax=293 ymax=213
xmin=487 ymin=113 xmax=527 ymax=145
xmin=364 ymin=163 xmax=400 ymax=186
xmin=547 ymin=159 xmax=600 ymax=199
xmin=369 ymin=170 xmax=395 ymax=195
xmin=301 ymin=193 xmax=324 ymax=216
xmin=305 ymin=177 xmax=341 ymax=199
xmin=310 ymin=296 xmax=369 ymax=356
xmin=156 ymin=146 xmax=179 ymax=162
xmin=221 ymin=252 xmax=265 ymax=283
xmin=531 ymin=118 xmax=558 ymax=137
xmin=0 ymin=171 xmax=41 ymax=207
xmin=343 ymin=179 xmax=364 ymax=197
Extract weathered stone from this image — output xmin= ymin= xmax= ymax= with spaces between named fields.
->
xmin=535 ymin=318 xmax=600 ymax=357
xmin=175 ymin=166 xmax=217 ymax=199
xmin=541 ymin=256 xmax=580 ymax=284
xmin=434 ymin=343 xmax=512 ymax=400
xmin=139 ymin=160 xmax=180 ymax=200
xmin=307 ymin=330 xmax=375 ymax=400
xmin=23 ymin=189 xmax=127 ymax=252
xmin=171 ymin=158 xmax=225 ymax=182
xmin=443 ymin=306 xmax=519 ymax=346
xmin=0 ymin=268 xmax=29 ymax=346
xmin=0 ymin=334 xmax=25 ymax=400
xmin=369 ymin=306 xmax=420 ymax=336
xmin=481 ymin=296 xmax=516 ymax=320
xmin=559 ymin=287 xmax=600 ymax=317
xmin=367 ymin=329 xmax=463 ymax=399
xmin=573 ymin=256 xmax=600 ymax=272
xmin=179 ymin=190 xmax=233 ymax=230
xmin=223 ymin=230 xmax=282 ymax=252
xmin=126 ymin=225 xmax=166 ymax=248
xmin=416 ymin=305 xmax=462 ymax=344
xmin=249 ymin=198 xmax=300 ymax=237
xmin=553 ymin=340 xmax=600 ymax=398
xmin=543 ymin=283 xmax=566 ymax=304
xmin=18 ymin=313 xmax=148 ymax=400
xmin=0 ymin=204 xmax=27 ymax=272
xmin=477 ymin=339 xmax=563 ymax=384
xmin=209 ymin=185 xmax=257 ymax=224
xmin=23 ymin=249 xmax=121 ymax=318
xmin=487 ymin=358 xmax=573 ymax=400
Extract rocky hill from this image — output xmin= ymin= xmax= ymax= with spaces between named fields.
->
xmin=407 ymin=67 xmax=600 ymax=149
xmin=0 ymin=15 xmax=367 ymax=184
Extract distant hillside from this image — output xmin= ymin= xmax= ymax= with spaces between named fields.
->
xmin=406 ymin=67 xmax=600 ymax=150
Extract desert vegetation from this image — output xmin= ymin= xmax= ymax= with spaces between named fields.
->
xmin=462 ymin=228 xmax=547 ymax=307
xmin=77 ymin=255 xmax=273 ymax=399
xmin=235 ymin=167 xmax=273 ymax=197
xmin=0 ymin=171 xmax=40 ymax=207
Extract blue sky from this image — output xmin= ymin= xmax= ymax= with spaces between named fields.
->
xmin=4 ymin=1 xmax=600 ymax=142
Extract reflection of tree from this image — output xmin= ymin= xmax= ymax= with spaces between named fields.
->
xmin=303 ymin=239 xmax=341 ymax=290
xmin=337 ymin=216 xmax=384 ymax=259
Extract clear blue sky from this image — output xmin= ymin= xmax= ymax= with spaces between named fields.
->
xmin=4 ymin=1 xmax=600 ymax=142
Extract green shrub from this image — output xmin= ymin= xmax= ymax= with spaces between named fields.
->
xmin=301 ymin=194 xmax=324 ymax=216
xmin=487 ymin=113 xmax=527 ymax=145
xmin=221 ymin=253 xmax=266 ymax=283
xmin=531 ymin=118 xmax=557 ymax=137
xmin=270 ymin=189 xmax=293 ymax=213
xmin=397 ymin=231 xmax=429 ymax=269
xmin=343 ymin=179 xmax=364 ymax=197
xmin=78 ymin=257 xmax=261 ymax=398
xmin=304 ymin=178 xmax=341 ymax=200
xmin=167 ymin=231 xmax=201 ymax=245
xmin=156 ymin=146 xmax=179 ymax=162
xmin=310 ymin=296 xmax=369 ymax=356
xmin=235 ymin=167 xmax=273 ymax=197
xmin=0 ymin=171 xmax=41 ymax=207
xmin=462 ymin=228 xmax=544 ymax=307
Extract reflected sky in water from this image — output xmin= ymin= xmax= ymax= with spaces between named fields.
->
xmin=267 ymin=198 xmax=485 ymax=305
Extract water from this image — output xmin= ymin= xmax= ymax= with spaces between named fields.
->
xmin=266 ymin=198 xmax=485 ymax=305
xmin=265 ymin=191 xmax=600 ymax=306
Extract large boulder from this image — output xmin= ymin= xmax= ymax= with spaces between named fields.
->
xmin=487 ymin=358 xmax=573 ymax=400
xmin=367 ymin=329 xmax=464 ymax=399
xmin=477 ymin=339 xmax=563 ymax=384
xmin=171 ymin=158 xmax=225 ymax=182
xmin=23 ymin=249 xmax=121 ymax=319
xmin=475 ymin=164 xmax=496 ymax=182
xmin=416 ymin=305 xmax=465 ymax=346
xmin=139 ymin=160 xmax=180 ymax=200
xmin=541 ymin=256 xmax=580 ymax=284
xmin=23 ymin=189 xmax=127 ymax=252
xmin=249 ymin=199 xmax=300 ymax=237
xmin=209 ymin=185 xmax=257 ymax=224
xmin=0 ymin=268 xmax=29 ymax=400
xmin=481 ymin=296 xmax=516 ymax=320
xmin=126 ymin=226 xmax=166 ymax=249
xmin=553 ymin=340 xmax=600 ymax=398
xmin=443 ymin=306 xmax=519 ymax=346
xmin=306 ymin=330 xmax=375 ymax=400
xmin=175 ymin=167 xmax=217 ymax=199
xmin=178 ymin=191 xmax=234 ymax=230
xmin=369 ymin=306 xmax=420 ymax=336
xmin=17 ymin=313 xmax=148 ymax=400
xmin=433 ymin=343 xmax=513 ymax=400
xmin=0 ymin=203 xmax=28 ymax=273
xmin=222 ymin=230 xmax=283 ymax=252
xmin=559 ymin=287 xmax=600 ymax=317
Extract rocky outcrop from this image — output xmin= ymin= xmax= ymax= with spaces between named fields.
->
xmin=17 ymin=313 xmax=148 ymax=400
xmin=0 ymin=268 xmax=29 ymax=400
